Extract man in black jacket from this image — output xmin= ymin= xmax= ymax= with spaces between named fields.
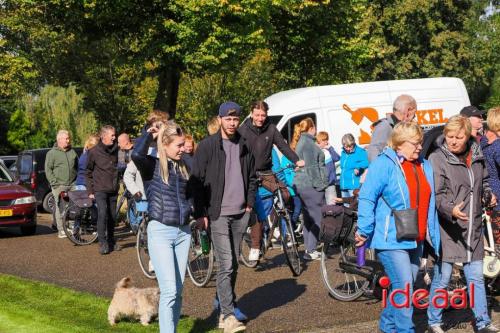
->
xmin=86 ymin=125 xmax=119 ymax=255
xmin=238 ymin=100 xmax=304 ymax=261
xmin=190 ymin=101 xmax=256 ymax=333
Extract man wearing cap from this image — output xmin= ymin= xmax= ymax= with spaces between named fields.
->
xmin=189 ymin=101 xmax=256 ymax=333
xmin=460 ymin=105 xmax=486 ymax=142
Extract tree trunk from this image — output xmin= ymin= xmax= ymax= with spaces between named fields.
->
xmin=154 ymin=64 xmax=181 ymax=119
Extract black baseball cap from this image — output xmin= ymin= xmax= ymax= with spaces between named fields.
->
xmin=460 ymin=106 xmax=485 ymax=118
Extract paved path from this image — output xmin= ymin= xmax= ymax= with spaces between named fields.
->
xmin=0 ymin=213 xmax=498 ymax=332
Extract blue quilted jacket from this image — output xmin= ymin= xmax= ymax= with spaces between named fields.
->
xmin=132 ymin=128 xmax=192 ymax=226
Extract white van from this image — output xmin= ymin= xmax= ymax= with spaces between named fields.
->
xmin=264 ymin=77 xmax=470 ymax=152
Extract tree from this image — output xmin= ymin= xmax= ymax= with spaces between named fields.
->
xmin=7 ymin=85 xmax=98 ymax=150
xmin=358 ymin=0 xmax=497 ymax=105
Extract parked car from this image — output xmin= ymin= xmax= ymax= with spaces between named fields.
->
xmin=0 ymin=160 xmax=37 ymax=235
xmin=0 ymin=155 xmax=18 ymax=170
xmin=16 ymin=147 xmax=83 ymax=213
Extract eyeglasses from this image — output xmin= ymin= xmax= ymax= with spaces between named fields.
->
xmin=406 ymin=141 xmax=422 ymax=148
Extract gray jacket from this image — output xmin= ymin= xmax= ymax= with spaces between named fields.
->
xmin=293 ymin=133 xmax=328 ymax=191
xmin=366 ymin=115 xmax=399 ymax=162
xmin=429 ymin=137 xmax=490 ymax=263
xmin=123 ymin=161 xmax=146 ymax=200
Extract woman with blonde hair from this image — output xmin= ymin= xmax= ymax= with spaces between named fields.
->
xmin=356 ymin=121 xmax=441 ymax=333
xmin=75 ymin=134 xmax=100 ymax=190
xmin=132 ymin=120 xmax=192 ymax=333
xmin=427 ymin=115 xmax=498 ymax=333
xmin=292 ymin=117 xmax=328 ymax=260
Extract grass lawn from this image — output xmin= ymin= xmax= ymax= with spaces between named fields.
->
xmin=0 ymin=274 xmax=217 ymax=333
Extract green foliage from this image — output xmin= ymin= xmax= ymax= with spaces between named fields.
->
xmin=7 ymin=85 xmax=98 ymax=150
xmin=176 ymin=49 xmax=278 ymax=139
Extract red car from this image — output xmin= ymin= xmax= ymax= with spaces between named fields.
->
xmin=0 ymin=160 xmax=37 ymax=235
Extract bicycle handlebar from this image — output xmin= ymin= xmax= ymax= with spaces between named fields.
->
xmin=256 ymin=164 xmax=297 ymax=177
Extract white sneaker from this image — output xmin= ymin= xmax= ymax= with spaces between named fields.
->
xmin=148 ymin=260 xmax=155 ymax=273
xmin=303 ymin=250 xmax=321 ymax=261
xmin=218 ymin=314 xmax=224 ymax=329
xmin=248 ymin=248 xmax=260 ymax=261
xmin=273 ymin=228 xmax=280 ymax=239
xmin=223 ymin=315 xmax=246 ymax=333
xmin=58 ymin=231 xmax=67 ymax=239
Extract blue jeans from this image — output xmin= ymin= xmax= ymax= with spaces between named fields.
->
xmin=427 ymin=261 xmax=491 ymax=329
xmin=291 ymin=195 xmax=302 ymax=228
xmin=376 ymin=244 xmax=423 ymax=333
xmin=251 ymin=191 xmax=274 ymax=249
xmin=148 ymin=221 xmax=191 ymax=333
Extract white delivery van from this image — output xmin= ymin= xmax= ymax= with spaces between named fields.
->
xmin=264 ymin=77 xmax=470 ymax=152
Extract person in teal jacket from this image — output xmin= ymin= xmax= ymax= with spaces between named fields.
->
xmin=355 ymin=122 xmax=441 ymax=333
xmin=339 ymin=133 xmax=368 ymax=198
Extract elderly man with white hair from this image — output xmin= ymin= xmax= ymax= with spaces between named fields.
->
xmin=366 ymin=94 xmax=417 ymax=162
xmin=45 ymin=129 xmax=79 ymax=238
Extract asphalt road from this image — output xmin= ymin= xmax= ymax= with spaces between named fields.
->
xmin=0 ymin=213 xmax=497 ymax=333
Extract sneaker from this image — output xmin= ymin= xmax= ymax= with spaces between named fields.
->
xmin=248 ymin=248 xmax=260 ymax=261
xmin=479 ymin=324 xmax=500 ymax=333
xmin=273 ymin=228 xmax=280 ymax=239
xmin=428 ymin=324 xmax=445 ymax=333
xmin=148 ymin=260 xmax=155 ymax=273
xmin=303 ymin=250 xmax=321 ymax=261
xmin=99 ymin=244 xmax=110 ymax=255
xmin=57 ymin=231 xmax=67 ymax=239
xmin=234 ymin=308 xmax=248 ymax=322
xmin=223 ymin=315 xmax=246 ymax=333
xmin=218 ymin=314 xmax=225 ymax=329
xmin=109 ymin=243 xmax=121 ymax=252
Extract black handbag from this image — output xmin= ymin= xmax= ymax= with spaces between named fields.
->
xmin=382 ymin=163 xmax=420 ymax=240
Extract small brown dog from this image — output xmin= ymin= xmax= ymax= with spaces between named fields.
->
xmin=108 ymin=277 xmax=160 ymax=326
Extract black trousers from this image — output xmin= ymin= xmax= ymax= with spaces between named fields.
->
xmin=95 ymin=192 xmax=118 ymax=246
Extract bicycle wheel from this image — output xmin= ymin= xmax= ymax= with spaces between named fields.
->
xmin=63 ymin=204 xmax=98 ymax=245
xmin=187 ymin=225 xmax=214 ymax=287
xmin=279 ymin=211 xmax=302 ymax=276
xmin=239 ymin=226 xmax=259 ymax=268
xmin=136 ymin=218 xmax=156 ymax=279
xmin=320 ymin=242 xmax=374 ymax=301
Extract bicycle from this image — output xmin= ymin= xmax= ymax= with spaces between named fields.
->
xmin=240 ymin=166 xmax=302 ymax=276
xmin=135 ymin=207 xmax=155 ymax=279
xmin=186 ymin=219 xmax=215 ymax=287
xmin=59 ymin=190 xmax=99 ymax=246
xmin=319 ymin=200 xmax=383 ymax=301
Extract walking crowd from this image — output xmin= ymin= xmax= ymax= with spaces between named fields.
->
xmin=43 ymin=94 xmax=500 ymax=333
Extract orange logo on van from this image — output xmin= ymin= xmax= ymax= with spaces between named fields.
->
xmin=416 ymin=109 xmax=447 ymax=125
xmin=342 ymin=104 xmax=379 ymax=145
xmin=342 ymin=105 xmax=448 ymax=145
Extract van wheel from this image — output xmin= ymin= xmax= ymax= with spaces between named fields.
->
xmin=20 ymin=224 xmax=37 ymax=236
xmin=43 ymin=193 xmax=54 ymax=213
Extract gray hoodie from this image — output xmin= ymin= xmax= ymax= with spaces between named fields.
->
xmin=366 ymin=114 xmax=399 ymax=162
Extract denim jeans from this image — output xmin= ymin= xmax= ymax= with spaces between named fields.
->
xmin=427 ymin=260 xmax=491 ymax=329
xmin=250 ymin=192 xmax=274 ymax=249
xmin=291 ymin=195 xmax=302 ymax=229
xmin=376 ymin=244 xmax=423 ymax=333
xmin=210 ymin=212 xmax=250 ymax=317
xmin=148 ymin=220 xmax=191 ymax=333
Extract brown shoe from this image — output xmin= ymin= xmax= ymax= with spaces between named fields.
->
xmin=223 ymin=314 xmax=246 ymax=333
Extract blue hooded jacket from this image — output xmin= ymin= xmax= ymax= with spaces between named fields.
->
xmin=340 ymin=145 xmax=368 ymax=190
xmin=357 ymin=147 xmax=440 ymax=253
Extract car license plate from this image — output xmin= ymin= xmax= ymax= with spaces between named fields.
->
xmin=0 ymin=209 xmax=13 ymax=217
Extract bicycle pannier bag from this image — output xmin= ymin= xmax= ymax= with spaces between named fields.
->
xmin=68 ymin=190 xmax=93 ymax=209
xmin=259 ymin=174 xmax=291 ymax=203
xmin=319 ymin=204 xmax=344 ymax=243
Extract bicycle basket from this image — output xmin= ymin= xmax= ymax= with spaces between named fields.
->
xmin=259 ymin=173 xmax=291 ymax=203
xmin=68 ymin=190 xmax=93 ymax=209
xmin=320 ymin=205 xmax=357 ymax=244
